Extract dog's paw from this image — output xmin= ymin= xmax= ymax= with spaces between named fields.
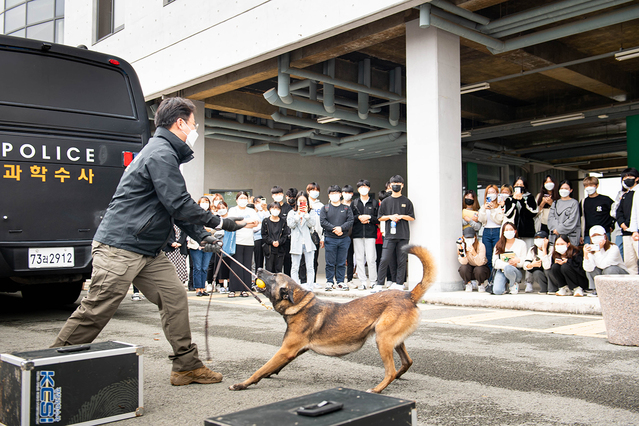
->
xmin=229 ymin=383 xmax=247 ymax=391
xmin=366 ymin=388 xmax=381 ymax=394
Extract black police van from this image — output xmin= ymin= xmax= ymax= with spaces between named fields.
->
xmin=0 ymin=35 xmax=150 ymax=305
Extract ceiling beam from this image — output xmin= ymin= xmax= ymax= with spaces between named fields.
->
xmin=462 ymin=94 xmax=514 ymax=123
xmin=204 ymin=91 xmax=277 ymax=120
xmin=455 ymin=0 xmax=510 ymax=12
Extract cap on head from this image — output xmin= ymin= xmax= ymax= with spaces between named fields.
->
xmin=589 ymin=225 xmax=606 ymax=237
xmin=534 ymin=230 xmax=549 ymax=239
xmin=463 ymin=227 xmax=476 ymax=238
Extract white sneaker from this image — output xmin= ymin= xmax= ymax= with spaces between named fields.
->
xmin=465 ymin=283 xmax=473 ymax=292
xmin=510 ymin=284 xmax=519 ymax=295
xmin=335 ymin=283 xmax=349 ymax=291
xmin=525 ymin=283 xmax=534 ymax=293
xmin=357 ymin=284 xmax=367 ymax=290
xmin=131 ymin=293 xmax=141 ymax=301
xmin=556 ymin=286 xmax=572 ymax=296
xmin=471 ymin=280 xmax=478 ymax=290
xmin=384 ymin=282 xmax=394 ymax=289
xmin=478 ymin=283 xmax=487 ymax=293
xmin=573 ymin=287 xmax=584 ymax=297
xmin=313 ymin=283 xmax=324 ymax=289
xmin=369 ymin=285 xmax=385 ymax=293
xmin=389 ymin=283 xmax=405 ymax=291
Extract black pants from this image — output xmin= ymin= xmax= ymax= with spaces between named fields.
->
xmin=548 ymin=262 xmax=587 ymax=291
xmin=229 ymin=245 xmax=254 ymax=292
xmin=265 ymin=249 xmax=285 ymax=274
xmin=531 ymin=268 xmax=551 ymax=293
xmin=253 ymin=239 xmax=264 ymax=272
xmin=377 ymin=239 xmax=408 ymax=286
xmin=282 ymin=241 xmax=291 ymax=275
xmin=188 ymin=253 xmax=194 ymax=291
xmin=207 ymin=253 xmax=230 ymax=283
xmin=458 ymin=264 xmax=490 ymax=283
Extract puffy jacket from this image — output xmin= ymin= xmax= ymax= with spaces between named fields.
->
xmin=94 ymin=127 xmax=219 ymax=256
xmin=351 ymin=197 xmax=379 ymax=238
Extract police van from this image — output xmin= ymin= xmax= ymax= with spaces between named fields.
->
xmin=0 ymin=35 xmax=149 ymax=305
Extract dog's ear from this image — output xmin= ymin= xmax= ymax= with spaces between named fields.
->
xmin=279 ymin=287 xmax=294 ymax=303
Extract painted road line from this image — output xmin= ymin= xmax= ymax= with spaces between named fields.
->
xmin=545 ymin=320 xmax=607 ymax=337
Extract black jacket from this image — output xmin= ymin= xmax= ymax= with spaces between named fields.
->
xmin=162 ymin=226 xmax=188 ymax=256
xmin=94 ymin=127 xmax=219 ymax=256
xmin=504 ymin=194 xmax=538 ymax=238
xmin=351 ymin=197 xmax=379 ymax=238
xmin=616 ymin=190 xmax=635 ymax=236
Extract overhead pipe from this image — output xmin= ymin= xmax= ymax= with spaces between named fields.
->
xmin=247 ymin=143 xmax=299 ymax=154
xmin=206 ymin=128 xmax=279 ymax=142
xmin=204 ymin=118 xmax=286 ymax=136
xmin=490 ymin=0 xmax=635 ymax=38
xmin=264 ymin=88 xmax=407 ymax=132
xmin=340 ymin=129 xmax=399 ymax=144
xmin=480 ymin=0 xmax=596 ymax=31
xmin=279 ymin=129 xmax=316 ymax=142
xmin=292 ymin=89 xmax=383 ymax=113
xmin=205 ymin=133 xmax=253 ymax=144
xmin=358 ymin=59 xmax=371 ymax=120
xmin=289 ymin=79 xmax=312 ymax=92
xmin=312 ymin=133 xmax=404 ymax=156
xmin=428 ymin=0 xmax=489 ymax=25
xmin=389 ymin=67 xmax=402 ymax=127
xmin=330 ymin=142 xmax=406 ymax=158
xmin=271 ymin=111 xmax=360 ymax=135
xmin=309 ymin=133 xmax=341 ymax=146
xmin=278 ymin=53 xmax=293 ymax=105
xmin=323 ymin=59 xmax=336 ymax=114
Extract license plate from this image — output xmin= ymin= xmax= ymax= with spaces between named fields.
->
xmin=28 ymin=247 xmax=75 ymax=268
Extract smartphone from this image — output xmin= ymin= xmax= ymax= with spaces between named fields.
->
xmin=299 ymin=200 xmax=307 ymax=210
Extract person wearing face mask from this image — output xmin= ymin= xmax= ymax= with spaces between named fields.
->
xmin=52 ymin=97 xmax=247 ymax=387
xmin=341 ymin=185 xmax=356 ymax=286
xmin=270 ymin=186 xmax=294 ymax=275
xmin=227 ymin=191 xmax=261 ymax=297
xmin=580 ymin=176 xmax=614 ymax=245
xmin=351 ymin=179 xmax=379 ymax=290
xmin=261 ymin=202 xmax=290 ymax=275
xmin=507 ymin=177 xmax=538 ymax=242
xmin=535 ymin=176 xmax=560 ymax=234
xmin=303 ymin=182 xmax=324 ymax=286
xmin=491 ymin=222 xmax=527 ymax=295
xmin=462 ymin=190 xmax=481 ymax=232
xmin=373 ymin=175 xmax=415 ymax=292
xmin=457 ymin=228 xmax=490 ymax=292
xmin=523 ymin=231 xmax=554 ymax=294
xmin=547 ymin=180 xmax=581 ymax=246
xmin=478 ymin=184 xmax=504 ymax=272
xmin=549 ymin=235 xmax=588 ymax=297
xmin=187 ymin=196 xmax=216 ymax=296
xmin=252 ymin=196 xmax=268 ymax=272
xmin=207 ymin=202 xmax=231 ymax=293
xmin=320 ymin=185 xmax=354 ymax=291
xmin=288 ymin=192 xmax=318 ymax=290
xmin=617 ymin=168 xmax=639 ymax=274
xmin=583 ymin=225 xmax=627 ymax=295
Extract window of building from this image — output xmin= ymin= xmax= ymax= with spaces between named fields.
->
xmin=95 ymin=0 xmax=123 ymax=42
xmin=2 ymin=0 xmax=64 ymax=43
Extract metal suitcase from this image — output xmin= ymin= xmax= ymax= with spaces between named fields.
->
xmin=0 ymin=341 xmax=143 ymax=426
xmin=205 ymin=387 xmax=416 ymax=426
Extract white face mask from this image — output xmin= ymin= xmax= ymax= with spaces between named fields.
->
xmin=486 ymin=193 xmax=497 ymax=203
xmin=499 ymin=194 xmax=509 ymax=202
xmin=213 ymin=200 xmax=221 ymax=206
xmin=200 ymin=202 xmax=210 ymax=210
xmin=585 ymin=186 xmax=596 ymax=195
xmin=180 ymin=121 xmax=198 ymax=149
xmin=329 ymin=193 xmax=341 ymax=203
xmin=217 ymin=209 xmax=227 ymax=216
xmin=273 ymin=194 xmax=283 ymax=203
xmin=591 ymin=236 xmax=605 ymax=245
xmin=358 ymin=187 xmax=369 ymax=196
xmin=343 ymin=193 xmax=352 ymax=201
xmin=503 ymin=230 xmax=516 ymax=240
xmin=559 ymin=189 xmax=571 ymax=198
xmin=544 ymin=182 xmax=555 ymax=191
xmin=555 ymin=244 xmax=567 ymax=254
xmin=270 ymin=209 xmax=280 ymax=217
xmin=465 ymin=238 xmax=475 ymax=247
xmin=309 ymin=190 xmax=320 ymax=199
xmin=237 ymin=199 xmax=248 ymax=208
xmin=534 ymin=239 xmax=545 ymax=248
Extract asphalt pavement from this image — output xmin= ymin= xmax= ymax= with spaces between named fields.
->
xmin=1 ymin=289 xmax=637 ymax=426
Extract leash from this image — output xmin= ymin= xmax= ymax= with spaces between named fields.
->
xmin=218 ymin=250 xmax=271 ymax=310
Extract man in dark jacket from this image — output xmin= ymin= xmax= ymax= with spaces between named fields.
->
xmin=616 ymin=168 xmax=639 ymax=274
xmin=52 ymin=97 xmax=244 ymax=386
xmin=351 ymin=179 xmax=379 ymax=290
xmin=320 ymin=185 xmax=354 ymax=290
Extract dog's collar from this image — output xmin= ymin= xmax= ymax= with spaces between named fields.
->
xmin=283 ymin=292 xmax=315 ymax=316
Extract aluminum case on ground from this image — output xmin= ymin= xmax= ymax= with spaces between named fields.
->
xmin=0 ymin=341 xmax=143 ymax=426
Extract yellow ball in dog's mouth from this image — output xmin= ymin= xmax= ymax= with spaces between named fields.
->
xmin=255 ymin=279 xmax=266 ymax=289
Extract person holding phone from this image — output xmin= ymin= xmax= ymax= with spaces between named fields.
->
xmin=288 ymin=191 xmax=318 ymax=290
xmin=462 ymin=190 xmax=481 ymax=232
xmin=549 ymin=235 xmax=588 ymax=296
xmin=478 ymin=184 xmax=503 ymax=272
xmin=582 ymin=225 xmax=627 ymax=295
xmin=523 ymin=231 xmax=554 ymax=294
xmin=492 ymin=222 xmax=527 ymax=295
xmin=457 ymin=227 xmax=490 ymax=292
xmin=535 ymin=175 xmax=560 ymax=234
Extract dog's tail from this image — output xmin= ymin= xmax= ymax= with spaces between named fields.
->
xmin=406 ymin=245 xmax=437 ymax=304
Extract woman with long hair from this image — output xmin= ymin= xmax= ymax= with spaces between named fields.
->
xmin=457 ymin=227 xmax=490 ymax=292
xmin=548 ymin=180 xmax=581 ymax=246
xmin=478 ymin=184 xmax=503 ymax=271
xmin=187 ymin=196 xmax=215 ymax=296
xmin=288 ymin=191 xmax=318 ymax=290
xmin=492 ymin=222 xmax=527 ymax=295
xmin=535 ymin=175 xmax=560 ymax=234
xmin=462 ymin=190 xmax=481 ymax=232
xmin=227 ymin=191 xmax=261 ymax=297
xmin=548 ymin=235 xmax=588 ymax=297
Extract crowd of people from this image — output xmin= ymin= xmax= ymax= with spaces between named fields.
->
xmin=457 ymin=170 xmax=639 ymax=296
xmin=157 ymin=175 xmax=415 ymax=298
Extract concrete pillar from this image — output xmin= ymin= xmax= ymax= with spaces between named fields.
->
xmin=627 ymin=115 xmax=639 ymax=170
xmin=406 ymin=21 xmax=462 ymax=292
xmin=181 ymin=99 xmax=206 ymax=199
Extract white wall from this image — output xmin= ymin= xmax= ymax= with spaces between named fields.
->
xmin=203 ymin=138 xmax=406 ymax=201
xmin=65 ymin=0 xmax=423 ymax=99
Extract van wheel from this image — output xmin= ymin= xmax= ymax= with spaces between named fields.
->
xmin=21 ymin=281 xmax=84 ymax=306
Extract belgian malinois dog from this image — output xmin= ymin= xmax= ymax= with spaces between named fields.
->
xmin=229 ymin=245 xmax=436 ymax=393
